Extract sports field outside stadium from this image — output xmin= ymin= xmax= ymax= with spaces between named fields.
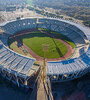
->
xmin=8 ymin=28 xmax=75 ymax=59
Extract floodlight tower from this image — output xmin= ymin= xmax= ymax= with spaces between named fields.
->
xmin=42 ymin=44 xmax=49 ymax=81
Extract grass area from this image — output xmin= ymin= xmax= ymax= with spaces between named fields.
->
xmin=8 ymin=28 xmax=75 ymax=59
xmin=8 ymin=41 xmax=33 ymax=57
xmin=9 ymin=41 xmax=25 ymax=55
xmin=19 ymin=33 xmax=67 ymax=59
xmin=38 ymin=28 xmax=75 ymax=49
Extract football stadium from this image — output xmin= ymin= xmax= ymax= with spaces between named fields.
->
xmin=0 ymin=17 xmax=90 ymax=90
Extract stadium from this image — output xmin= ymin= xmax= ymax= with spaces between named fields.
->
xmin=0 ymin=17 xmax=90 ymax=90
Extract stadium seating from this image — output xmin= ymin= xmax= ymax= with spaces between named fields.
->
xmin=0 ymin=18 xmax=90 ymax=85
xmin=0 ymin=40 xmax=39 ymax=88
xmin=46 ymin=18 xmax=90 ymax=82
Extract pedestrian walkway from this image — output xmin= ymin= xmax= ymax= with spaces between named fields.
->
xmin=37 ymin=80 xmax=53 ymax=100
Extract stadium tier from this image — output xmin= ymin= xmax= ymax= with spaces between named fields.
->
xmin=0 ymin=41 xmax=40 ymax=88
xmin=0 ymin=18 xmax=90 ymax=87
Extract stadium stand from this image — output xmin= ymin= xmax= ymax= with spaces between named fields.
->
xmin=0 ymin=40 xmax=40 ymax=88
xmin=0 ymin=17 xmax=90 ymax=87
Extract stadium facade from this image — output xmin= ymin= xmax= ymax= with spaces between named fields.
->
xmin=0 ymin=18 xmax=90 ymax=89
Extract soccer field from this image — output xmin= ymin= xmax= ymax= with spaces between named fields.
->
xmin=8 ymin=29 xmax=75 ymax=59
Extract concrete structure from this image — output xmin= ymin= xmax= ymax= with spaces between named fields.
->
xmin=0 ymin=17 xmax=89 ymax=88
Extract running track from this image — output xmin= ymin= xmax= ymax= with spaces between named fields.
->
xmin=10 ymin=29 xmax=75 ymax=61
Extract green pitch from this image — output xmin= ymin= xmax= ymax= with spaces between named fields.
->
xmin=8 ymin=28 xmax=75 ymax=59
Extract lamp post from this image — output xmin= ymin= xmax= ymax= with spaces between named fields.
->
xmin=42 ymin=44 xmax=49 ymax=81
